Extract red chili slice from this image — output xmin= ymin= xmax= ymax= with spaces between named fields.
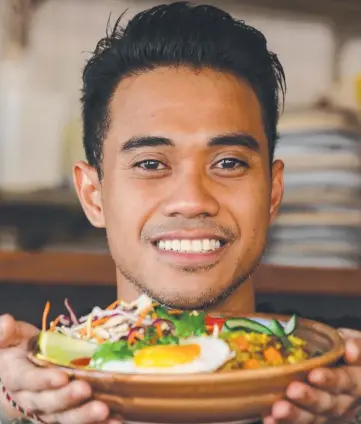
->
xmin=70 ymin=357 xmax=91 ymax=367
xmin=205 ymin=315 xmax=225 ymax=330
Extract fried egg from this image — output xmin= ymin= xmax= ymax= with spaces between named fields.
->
xmin=94 ymin=336 xmax=233 ymax=374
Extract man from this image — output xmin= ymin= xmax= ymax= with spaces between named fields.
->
xmin=1 ymin=2 xmax=361 ymax=423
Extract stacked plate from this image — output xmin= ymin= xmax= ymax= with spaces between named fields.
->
xmin=264 ymin=109 xmax=361 ymax=268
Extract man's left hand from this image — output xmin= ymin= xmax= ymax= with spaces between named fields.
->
xmin=264 ymin=329 xmax=361 ymax=424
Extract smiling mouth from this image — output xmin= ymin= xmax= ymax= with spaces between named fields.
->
xmin=153 ymin=238 xmax=227 ymax=254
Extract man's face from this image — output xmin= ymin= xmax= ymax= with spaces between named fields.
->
xmin=75 ymin=67 xmax=283 ymax=309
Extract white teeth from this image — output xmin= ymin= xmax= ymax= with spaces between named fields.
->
xmin=180 ymin=240 xmax=191 ymax=252
xmin=172 ymin=240 xmax=181 ymax=251
xmin=202 ymin=239 xmax=210 ymax=251
xmin=156 ymin=239 xmax=223 ymax=253
xmin=192 ymin=240 xmax=203 ymax=253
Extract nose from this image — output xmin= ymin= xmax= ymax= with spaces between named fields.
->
xmin=161 ymin=170 xmax=220 ymax=219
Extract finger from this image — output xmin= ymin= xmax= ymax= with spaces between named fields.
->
xmin=270 ymin=399 xmax=326 ymax=424
xmin=0 ymin=349 xmax=68 ymax=392
xmin=263 ymin=417 xmax=276 ymax=424
xmin=17 ymin=380 xmax=92 ymax=415
xmin=0 ymin=315 xmax=39 ymax=348
xmin=286 ymin=381 xmax=353 ymax=417
xmin=42 ymin=400 xmax=110 ymax=424
xmin=308 ymin=366 xmax=361 ymax=397
xmin=344 ymin=339 xmax=361 ymax=365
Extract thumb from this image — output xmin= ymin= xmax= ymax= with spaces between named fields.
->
xmin=344 ymin=338 xmax=361 ymax=365
xmin=0 ymin=314 xmax=39 ymax=349
xmin=338 ymin=328 xmax=361 ymax=339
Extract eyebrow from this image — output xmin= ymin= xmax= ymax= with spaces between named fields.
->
xmin=120 ymin=132 xmax=260 ymax=153
xmin=208 ymin=133 xmax=260 ymax=152
xmin=121 ymin=136 xmax=174 ymax=152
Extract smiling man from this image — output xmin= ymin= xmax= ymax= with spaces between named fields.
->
xmin=1 ymin=2 xmax=361 ymax=424
xmin=77 ymin=62 xmax=283 ymax=312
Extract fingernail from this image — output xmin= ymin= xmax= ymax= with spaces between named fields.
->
xmin=72 ymin=382 xmax=91 ymax=397
xmin=309 ymin=369 xmax=326 ymax=384
xmin=51 ymin=373 xmax=68 ymax=387
xmin=346 ymin=339 xmax=360 ymax=362
xmin=91 ymin=401 xmax=109 ymax=419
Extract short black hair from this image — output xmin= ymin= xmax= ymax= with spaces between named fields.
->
xmin=81 ymin=1 xmax=286 ymax=177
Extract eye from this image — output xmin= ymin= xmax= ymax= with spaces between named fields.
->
xmin=213 ymin=158 xmax=249 ymax=170
xmin=135 ymin=160 xmax=167 ymax=170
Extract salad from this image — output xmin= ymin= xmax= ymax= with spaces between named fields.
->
xmin=36 ymin=295 xmax=311 ymax=374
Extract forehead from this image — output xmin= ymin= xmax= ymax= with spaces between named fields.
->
xmin=109 ymin=67 xmax=267 ymax=148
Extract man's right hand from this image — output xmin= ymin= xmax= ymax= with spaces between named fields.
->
xmin=0 ymin=314 xmax=121 ymax=424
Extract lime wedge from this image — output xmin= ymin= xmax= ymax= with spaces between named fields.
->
xmin=38 ymin=331 xmax=98 ymax=365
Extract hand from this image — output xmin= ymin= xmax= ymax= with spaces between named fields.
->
xmin=264 ymin=328 xmax=361 ymax=424
xmin=0 ymin=314 xmax=121 ymax=424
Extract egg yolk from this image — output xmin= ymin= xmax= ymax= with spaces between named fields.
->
xmin=134 ymin=344 xmax=201 ymax=368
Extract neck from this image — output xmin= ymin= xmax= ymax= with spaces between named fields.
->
xmin=116 ymin=271 xmax=255 ymax=314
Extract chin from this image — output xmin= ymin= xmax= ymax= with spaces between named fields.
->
xmin=143 ymin=281 xmax=240 ymax=311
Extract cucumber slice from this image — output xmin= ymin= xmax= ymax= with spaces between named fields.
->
xmin=224 ymin=318 xmax=273 ymax=335
xmin=284 ymin=314 xmax=297 ymax=336
xmin=267 ymin=320 xmax=292 ymax=350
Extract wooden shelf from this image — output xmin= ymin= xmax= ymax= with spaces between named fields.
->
xmin=232 ymin=0 xmax=361 ymax=29
xmin=1 ymin=250 xmax=361 ymax=296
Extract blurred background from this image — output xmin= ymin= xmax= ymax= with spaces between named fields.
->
xmin=1 ymin=0 xmax=361 ymax=326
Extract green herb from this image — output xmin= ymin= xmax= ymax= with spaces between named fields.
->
xmin=155 ymin=306 xmax=207 ymax=338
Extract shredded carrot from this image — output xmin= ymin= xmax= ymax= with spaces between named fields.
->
xmin=92 ymin=332 xmax=105 ymax=344
xmin=135 ymin=305 xmax=154 ymax=326
xmin=168 ymin=309 xmax=183 ymax=315
xmin=91 ymin=316 xmax=109 ymax=327
xmin=263 ymin=346 xmax=282 ymax=363
xmin=128 ymin=330 xmax=144 ymax=345
xmin=49 ymin=315 xmax=61 ymax=332
xmin=155 ymin=322 xmax=163 ymax=338
xmin=105 ymin=300 xmax=120 ymax=310
xmin=243 ymin=359 xmax=261 ymax=370
xmin=150 ymin=312 xmax=163 ymax=338
xmin=42 ymin=301 xmax=51 ymax=332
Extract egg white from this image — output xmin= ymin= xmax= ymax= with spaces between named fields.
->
xmin=96 ymin=336 xmax=233 ymax=374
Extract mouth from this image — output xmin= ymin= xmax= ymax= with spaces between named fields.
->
xmin=153 ymin=238 xmax=226 ymax=254
xmin=149 ymin=232 xmax=230 ymax=268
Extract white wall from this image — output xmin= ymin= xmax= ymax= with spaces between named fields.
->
xmin=0 ymin=0 xmax=359 ymax=190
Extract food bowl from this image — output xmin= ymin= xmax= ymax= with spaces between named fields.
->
xmin=29 ymin=313 xmax=344 ymax=424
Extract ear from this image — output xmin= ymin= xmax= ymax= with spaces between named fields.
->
xmin=73 ymin=161 xmax=105 ymax=228
xmin=269 ymin=159 xmax=284 ymax=224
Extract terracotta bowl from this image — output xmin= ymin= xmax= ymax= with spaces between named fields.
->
xmin=29 ymin=313 xmax=344 ymax=424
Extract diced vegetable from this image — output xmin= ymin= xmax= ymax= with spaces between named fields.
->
xmin=243 ymin=358 xmax=261 ymax=369
xmin=233 ymin=335 xmax=249 ymax=351
xmin=263 ymin=346 xmax=282 ymax=363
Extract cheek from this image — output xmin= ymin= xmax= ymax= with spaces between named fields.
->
xmin=101 ymin=173 xmax=161 ymax=246
xmin=229 ymin=177 xmax=271 ymax=238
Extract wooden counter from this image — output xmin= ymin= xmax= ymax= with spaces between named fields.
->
xmin=1 ymin=250 xmax=361 ymax=296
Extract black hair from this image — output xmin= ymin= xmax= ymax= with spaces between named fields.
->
xmin=81 ymin=1 xmax=286 ymax=176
